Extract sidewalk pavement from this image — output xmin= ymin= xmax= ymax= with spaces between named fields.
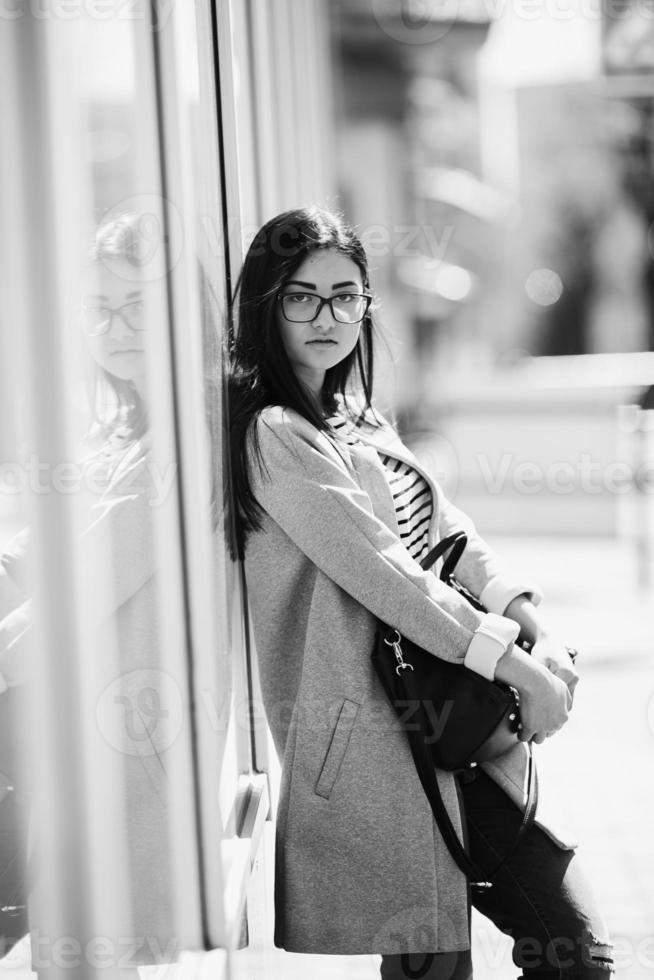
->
xmin=2 ymin=534 xmax=652 ymax=979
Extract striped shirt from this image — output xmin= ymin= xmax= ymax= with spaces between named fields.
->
xmin=327 ymin=413 xmax=433 ymax=562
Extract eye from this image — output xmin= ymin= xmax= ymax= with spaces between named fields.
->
xmin=334 ymin=293 xmax=358 ymax=303
xmin=285 ymin=293 xmax=313 ymax=304
xmin=125 ymin=300 xmax=144 ymax=314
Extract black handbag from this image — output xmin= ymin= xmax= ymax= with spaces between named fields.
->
xmin=371 ymin=531 xmax=538 ymax=888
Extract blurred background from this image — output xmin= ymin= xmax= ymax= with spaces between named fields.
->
xmin=0 ymin=2 xmax=653 ymax=979
xmin=330 ymin=0 xmax=654 ymax=545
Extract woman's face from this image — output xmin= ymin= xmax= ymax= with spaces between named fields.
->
xmin=276 ymin=248 xmax=365 ymax=397
xmin=81 ymin=258 xmax=148 ymax=388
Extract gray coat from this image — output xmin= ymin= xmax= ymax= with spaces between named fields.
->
xmin=244 ymin=405 xmax=577 ymax=956
xmin=0 ymin=439 xmax=177 ymax=966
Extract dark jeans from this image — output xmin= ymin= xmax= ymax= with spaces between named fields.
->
xmin=380 ymin=768 xmax=613 ymax=980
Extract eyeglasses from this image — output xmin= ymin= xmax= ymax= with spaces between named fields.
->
xmin=278 ymin=291 xmax=372 ymax=324
xmin=79 ymin=300 xmax=145 ymax=337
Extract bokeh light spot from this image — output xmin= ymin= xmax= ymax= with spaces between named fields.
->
xmin=525 ymin=268 xmax=563 ymax=307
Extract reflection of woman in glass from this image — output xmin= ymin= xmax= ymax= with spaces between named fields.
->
xmin=228 ymin=207 xmax=614 ymax=979
xmin=0 ymin=212 xmax=176 ymax=977
xmin=82 ymin=217 xmax=149 ymax=444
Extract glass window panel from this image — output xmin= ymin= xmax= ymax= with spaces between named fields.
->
xmin=0 ymin=4 xmax=240 ymax=973
xmin=1 ymin=0 xmax=337 ymax=972
xmin=155 ymin=0 xmax=262 ymax=948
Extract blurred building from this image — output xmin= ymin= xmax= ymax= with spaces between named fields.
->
xmin=330 ymin=0 xmax=497 ymax=411
xmin=330 ymin=3 xmax=654 ymax=395
xmin=329 ymin=1 xmax=654 ymax=538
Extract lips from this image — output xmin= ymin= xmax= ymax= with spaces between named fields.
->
xmin=306 ymin=339 xmax=337 ymax=344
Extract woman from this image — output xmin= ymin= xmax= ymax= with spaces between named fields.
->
xmin=0 ymin=212 xmax=180 ymax=976
xmin=228 ymin=206 xmax=614 ymax=979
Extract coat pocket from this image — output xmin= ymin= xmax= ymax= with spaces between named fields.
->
xmin=314 ymin=698 xmax=360 ymax=800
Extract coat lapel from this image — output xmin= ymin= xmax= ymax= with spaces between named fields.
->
xmin=347 ymin=415 xmax=442 ymax=550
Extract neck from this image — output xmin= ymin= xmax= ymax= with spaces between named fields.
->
xmin=132 ymin=374 xmax=147 ymax=402
xmin=295 ymin=368 xmax=325 ymax=406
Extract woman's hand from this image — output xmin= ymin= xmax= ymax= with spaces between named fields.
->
xmin=494 ymin=643 xmax=572 ymax=744
xmin=516 ymin=657 xmax=572 ymax=744
xmin=501 ymin=595 xmax=579 ymax=712
xmin=530 ymin=633 xmax=579 ymax=703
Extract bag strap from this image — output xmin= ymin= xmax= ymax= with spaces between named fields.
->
xmin=419 ymin=531 xmax=468 ymax=577
xmin=408 ymin=699 xmax=539 ymax=889
xmin=414 ymin=530 xmax=539 ymax=887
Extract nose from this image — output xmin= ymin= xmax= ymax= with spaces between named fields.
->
xmin=108 ymin=308 xmax=136 ymax=340
xmin=312 ymin=299 xmax=337 ymax=332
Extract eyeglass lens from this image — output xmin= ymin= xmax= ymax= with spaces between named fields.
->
xmin=81 ymin=301 xmax=145 ymax=336
xmin=281 ymin=293 xmax=369 ymax=324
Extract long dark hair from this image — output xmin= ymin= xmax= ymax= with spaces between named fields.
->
xmin=228 ymin=206 xmax=381 ymax=559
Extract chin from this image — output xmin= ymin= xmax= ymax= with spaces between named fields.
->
xmin=100 ymin=365 xmax=144 ymax=386
xmin=108 ymin=370 xmax=142 ymax=383
xmin=309 ymin=347 xmax=351 ymax=367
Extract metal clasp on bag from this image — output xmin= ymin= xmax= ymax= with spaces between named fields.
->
xmin=384 ymin=629 xmax=414 ymax=675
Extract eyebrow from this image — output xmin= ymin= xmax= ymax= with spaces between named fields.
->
xmin=85 ymin=290 xmax=143 ymax=301
xmin=284 ymin=280 xmax=360 ymax=290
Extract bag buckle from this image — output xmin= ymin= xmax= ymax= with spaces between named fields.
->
xmin=384 ymin=629 xmax=414 ymax=675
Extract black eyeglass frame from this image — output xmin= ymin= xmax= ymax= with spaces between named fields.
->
xmin=277 ymin=291 xmax=373 ymax=324
xmin=79 ymin=300 xmax=145 ymax=337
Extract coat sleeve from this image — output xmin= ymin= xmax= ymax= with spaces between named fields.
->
xmin=79 ymin=451 xmax=158 ymax=622
xmin=248 ymin=407 xmax=487 ymax=665
xmin=0 ymin=452 xmax=159 ymax=686
xmin=0 ymin=602 xmax=31 ymax=687
xmin=435 ymin=484 xmax=543 ymax=615
xmin=0 ymin=525 xmax=30 ymax=611
xmin=0 ymin=530 xmax=32 ymax=686
xmin=0 ymin=566 xmax=23 ymax=620
xmin=0 ymin=453 xmax=158 ymax=626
